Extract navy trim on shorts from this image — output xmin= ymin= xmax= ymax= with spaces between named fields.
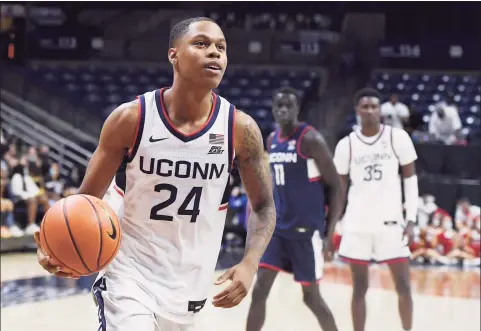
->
xmin=92 ymin=277 xmax=107 ymax=331
xmin=125 ymin=95 xmax=146 ymax=163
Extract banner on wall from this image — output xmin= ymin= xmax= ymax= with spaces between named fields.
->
xmin=378 ymin=40 xmax=481 ymax=70
xmin=225 ymin=28 xmax=339 ymax=65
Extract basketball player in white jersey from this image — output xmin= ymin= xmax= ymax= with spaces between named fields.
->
xmin=34 ymin=17 xmax=276 ymax=331
xmin=333 ymin=88 xmax=418 ymax=331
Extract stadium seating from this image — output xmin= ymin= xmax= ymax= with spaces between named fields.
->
xmin=27 ymin=64 xmax=321 ymax=132
xmin=208 ymin=12 xmax=334 ymax=31
xmin=345 ymin=71 xmax=481 ymax=139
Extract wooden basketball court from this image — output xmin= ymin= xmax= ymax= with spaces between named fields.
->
xmin=1 ymin=253 xmax=479 ymax=331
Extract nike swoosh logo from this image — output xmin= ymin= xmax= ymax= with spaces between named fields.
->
xmin=149 ymin=136 xmax=168 ymax=143
xmin=98 ymin=203 xmax=117 ymax=240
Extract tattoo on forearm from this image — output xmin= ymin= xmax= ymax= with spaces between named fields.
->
xmin=237 ymin=115 xmax=276 ymax=263
xmin=245 ymin=206 xmax=276 ymax=263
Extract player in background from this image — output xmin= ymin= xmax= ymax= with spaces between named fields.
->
xmin=246 ymin=87 xmax=344 ymax=331
xmin=334 ymin=88 xmax=417 ymax=331
xmin=34 ymin=17 xmax=276 ymax=330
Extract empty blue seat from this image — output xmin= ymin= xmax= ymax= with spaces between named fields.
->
xmin=28 ymin=63 xmax=321 ymax=133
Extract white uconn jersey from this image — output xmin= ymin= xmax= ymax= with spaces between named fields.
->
xmin=105 ymin=89 xmax=235 ymax=323
xmin=334 ymin=125 xmax=417 ymax=232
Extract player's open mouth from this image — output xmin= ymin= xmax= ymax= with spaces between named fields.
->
xmin=205 ymin=65 xmax=220 ymax=70
xmin=204 ymin=62 xmax=222 ymax=73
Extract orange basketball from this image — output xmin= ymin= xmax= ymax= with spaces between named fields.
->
xmin=39 ymin=194 xmax=122 ymax=276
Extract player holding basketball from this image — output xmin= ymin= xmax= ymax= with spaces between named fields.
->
xmin=34 ymin=17 xmax=276 ymax=330
xmin=246 ymin=87 xmax=344 ymax=331
xmin=334 ymin=88 xmax=417 ymax=331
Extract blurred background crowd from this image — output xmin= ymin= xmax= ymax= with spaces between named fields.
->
xmin=0 ymin=130 xmax=81 ymax=238
xmin=0 ymin=2 xmax=479 ymax=268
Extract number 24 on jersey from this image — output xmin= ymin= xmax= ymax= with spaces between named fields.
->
xmin=150 ymin=184 xmax=202 ymax=223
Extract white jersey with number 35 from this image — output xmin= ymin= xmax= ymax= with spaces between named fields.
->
xmin=334 ymin=125 xmax=417 ymax=232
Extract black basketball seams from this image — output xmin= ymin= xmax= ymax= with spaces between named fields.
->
xmin=80 ymin=195 xmax=104 ymax=271
xmin=95 ymin=203 xmax=121 ymax=270
xmin=41 ymin=208 xmax=83 ymax=275
xmin=63 ymin=196 xmax=93 ymax=274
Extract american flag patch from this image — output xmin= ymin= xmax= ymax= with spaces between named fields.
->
xmin=209 ymin=133 xmax=224 ymax=145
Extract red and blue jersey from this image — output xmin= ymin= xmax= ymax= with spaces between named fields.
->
xmin=268 ymin=123 xmax=326 ymax=239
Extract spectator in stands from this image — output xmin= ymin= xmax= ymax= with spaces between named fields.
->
xmin=460 ymin=216 xmax=480 ymax=267
xmin=44 ymin=163 xmax=64 ymax=205
xmin=424 ymin=215 xmax=462 ymax=265
xmin=27 ymin=147 xmax=51 ymax=212
xmin=417 ymin=194 xmax=438 ymax=228
xmin=0 ymin=130 xmax=8 ymax=160
xmin=27 ymin=146 xmax=46 ymax=194
xmin=455 ymin=197 xmax=480 ymax=231
xmin=1 ymin=168 xmax=23 ymax=237
xmin=9 ymin=156 xmax=43 ymax=235
xmin=380 ymin=93 xmax=410 ymax=129
xmin=1 ymin=168 xmax=14 ymax=238
xmin=38 ymin=144 xmax=51 ymax=178
xmin=428 ymin=102 xmax=462 ymax=145
xmin=2 ymin=143 xmax=19 ymax=170
xmin=411 ymin=198 xmax=449 ymax=264
xmin=409 ymin=224 xmax=429 ymax=262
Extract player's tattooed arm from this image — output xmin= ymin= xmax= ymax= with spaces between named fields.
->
xmin=79 ymin=100 xmax=139 ymax=199
xmin=300 ymin=129 xmax=345 ymax=239
xmin=234 ymin=110 xmax=276 ymax=267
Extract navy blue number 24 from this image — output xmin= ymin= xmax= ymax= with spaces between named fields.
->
xmin=150 ymin=183 xmax=202 ymax=223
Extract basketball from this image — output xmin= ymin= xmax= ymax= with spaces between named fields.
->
xmin=39 ymin=194 xmax=122 ymax=276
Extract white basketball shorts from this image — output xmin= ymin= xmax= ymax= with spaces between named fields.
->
xmin=92 ymin=274 xmax=195 ymax=331
xmin=338 ymin=222 xmax=411 ymax=263
xmin=97 ymin=184 xmax=195 ymax=330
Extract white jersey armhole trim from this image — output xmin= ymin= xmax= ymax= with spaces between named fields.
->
xmin=390 ymin=126 xmax=401 ymax=162
xmin=125 ymin=95 xmax=146 ymax=163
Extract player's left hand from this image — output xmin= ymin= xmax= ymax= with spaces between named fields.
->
xmin=212 ymin=259 xmax=257 ymax=308
xmin=404 ymin=221 xmax=415 ymax=246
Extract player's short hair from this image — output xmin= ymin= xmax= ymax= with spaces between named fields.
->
xmin=354 ymin=87 xmax=381 ymax=105
xmin=273 ymin=86 xmax=301 ymax=104
xmin=169 ymin=17 xmax=217 ymax=48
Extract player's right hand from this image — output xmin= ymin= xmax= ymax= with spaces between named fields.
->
xmin=34 ymin=231 xmax=79 ymax=279
xmin=323 ymin=237 xmax=335 ymax=262
xmin=212 ymin=259 xmax=257 ymax=308
xmin=403 ymin=221 xmax=415 ymax=247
